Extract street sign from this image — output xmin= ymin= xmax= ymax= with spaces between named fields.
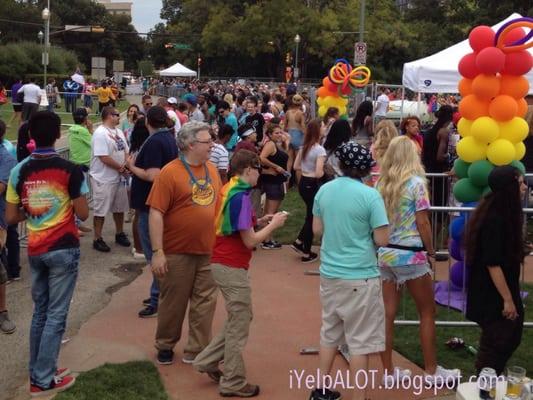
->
xmin=65 ymin=25 xmax=91 ymax=33
xmin=92 ymin=57 xmax=106 ymax=69
xmin=354 ymin=41 xmax=367 ymax=65
xmin=41 ymin=52 xmax=49 ymax=66
xmin=294 ymin=67 xmax=299 ymax=79
xmin=165 ymin=43 xmax=192 ymax=50
xmin=113 ymin=60 xmax=124 ymax=72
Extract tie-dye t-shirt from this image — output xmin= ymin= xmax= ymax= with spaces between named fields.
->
xmin=377 ymin=176 xmax=430 ymax=268
xmin=6 ymin=154 xmax=88 ymax=256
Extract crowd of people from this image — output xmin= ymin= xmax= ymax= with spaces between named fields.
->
xmin=0 ymin=79 xmax=527 ymax=399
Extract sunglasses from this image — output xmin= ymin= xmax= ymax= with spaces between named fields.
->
xmin=251 ymin=164 xmax=262 ymax=172
xmin=112 ymin=113 xmax=120 ymax=117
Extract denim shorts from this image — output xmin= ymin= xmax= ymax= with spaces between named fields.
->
xmin=288 ymin=128 xmax=304 ymax=149
xmin=380 ymin=263 xmax=433 ymax=286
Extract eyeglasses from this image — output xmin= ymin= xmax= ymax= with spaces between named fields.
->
xmin=195 ymin=139 xmax=213 ymax=145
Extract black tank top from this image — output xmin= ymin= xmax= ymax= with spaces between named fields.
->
xmin=262 ymin=145 xmax=289 ymax=184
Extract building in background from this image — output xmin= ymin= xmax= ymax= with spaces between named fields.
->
xmin=96 ymin=0 xmax=132 ymax=18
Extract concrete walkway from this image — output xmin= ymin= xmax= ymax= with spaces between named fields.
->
xmin=9 ymin=246 xmax=460 ymax=400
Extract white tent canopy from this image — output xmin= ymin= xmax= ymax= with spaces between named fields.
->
xmin=402 ymin=13 xmax=533 ymax=94
xmin=159 ymin=62 xmax=196 ymax=77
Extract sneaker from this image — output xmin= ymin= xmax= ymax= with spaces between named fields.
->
xmin=309 ymin=388 xmax=342 ymax=400
xmin=301 ymin=252 xmax=319 ymax=263
xmin=132 ymin=250 xmax=145 ymax=259
xmin=424 ymin=365 xmax=461 ymax=387
xmin=115 ymin=232 xmax=131 ymax=247
xmin=142 ymin=297 xmax=151 ymax=306
xmin=157 ymin=349 xmax=174 ymax=365
xmin=290 ymin=241 xmax=306 ymax=255
xmin=261 ymin=241 xmax=282 ymax=250
xmin=6 ymin=275 xmax=20 ymax=285
xmin=93 ymin=238 xmax=111 ymax=252
xmin=182 ymin=353 xmax=198 ymax=364
xmin=30 ymin=375 xmax=76 ymax=397
xmin=382 ymin=367 xmax=412 ymax=387
xmin=0 ymin=311 xmax=16 ymax=334
xmin=55 ymin=368 xmax=71 ymax=379
xmin=196 ymin=367 xmax=223 ymax=383
xmin=138 ymin=306 xmax=157 ymax=318
xmin=220 ymin=383 xmax=260 ymax=397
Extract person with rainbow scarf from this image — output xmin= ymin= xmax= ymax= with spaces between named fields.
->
xmin=193 ymin=149 xmax=288 ymax=398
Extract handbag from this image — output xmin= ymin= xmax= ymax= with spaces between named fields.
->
xmin=377 ymin=243 xmax=428 ymax=268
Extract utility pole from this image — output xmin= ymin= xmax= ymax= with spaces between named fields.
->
xmin=42 ymin=0 xmax=50 ymax=87
xmin=359 ymin=0 xmax=366 ymax=43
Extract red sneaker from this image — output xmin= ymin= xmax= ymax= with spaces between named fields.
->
xmin=56 ymin=368 xmax=71 ymax=378
xmin=30 ymin=375 xmax=76 ymax=397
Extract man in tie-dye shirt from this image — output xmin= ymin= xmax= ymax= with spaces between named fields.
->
xmin=6 ymin=111 xmax=89 ymax=397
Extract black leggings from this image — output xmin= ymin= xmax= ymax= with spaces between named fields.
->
xmin=476 ymin=313 xmax=524 ymax=375
xmin=297 ymin=176 xmax=320 ymax=254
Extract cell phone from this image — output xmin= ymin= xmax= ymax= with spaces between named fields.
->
xmin=280 ymin=211 xmax=290 ymax=215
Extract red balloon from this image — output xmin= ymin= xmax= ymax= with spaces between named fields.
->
xmin=340 ymin=85 xmax=352 ymax=95
xmin=322 ymin=77 xmax=338 ymax=93
xmin=504 ymin=27 xmax=526 ymax=46
xmin=469 ymin=26 xmax=495 ymax=52
xmin=502 ymin=51 xmax=533 ymax=75
xmin=476 ymin=47 xmax=506 ymax=74
xmin=458 ymin=53 xmax=480 ymax=79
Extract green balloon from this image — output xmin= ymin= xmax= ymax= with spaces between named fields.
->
xmin=511 ymin=160 xmax=526 ymax=175
xmin=482 ymin=185 xmax=492 ymax=197
xmin=453 ymin=178 xmax=483 ymax=203
xmin=468 ymin=160 xmax=494 ymax=187
xmin=454 ymin=159 xmax=470 ymax=179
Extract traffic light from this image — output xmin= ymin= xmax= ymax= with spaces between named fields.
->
xmin=198 ymin=57 xmax=202 ymax=66
xmin=164 ymin=43 xmax=173 ymax=49
xmin=90 ymin=26 xmax=105 ymax=33
xmin=285 ymin=52 xmax=292 ymax=64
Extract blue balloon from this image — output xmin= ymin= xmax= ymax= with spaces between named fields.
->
xmin=448 ymin=239 xmax=464 ymax=261
xmin=461 ymin=201 xmax=477 ymax=219
xmin=450 ymin=217 xmax=466 ymax=241
xmin=450 ymin=261 xmax=469 ymax=290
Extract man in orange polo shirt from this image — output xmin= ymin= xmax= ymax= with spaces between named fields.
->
xmin=147 ymin=121 xmax=222 ymax=365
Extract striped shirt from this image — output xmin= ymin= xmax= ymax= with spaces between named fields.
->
xmin=210 ymin=143 xmax=229 ymax=171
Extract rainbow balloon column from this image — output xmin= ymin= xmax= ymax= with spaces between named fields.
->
xmin=316 ymin=58 xmax=371 ymax=118
xmin=450 ymin=17 xmax=533 ymax=287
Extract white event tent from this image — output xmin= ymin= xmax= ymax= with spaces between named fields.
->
xmin=159 ymin=62 xmax=197 ymax=77
xmin=402 ymin=13 xmax=533 ymax=94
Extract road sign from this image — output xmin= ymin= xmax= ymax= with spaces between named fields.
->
xmin=165 ymin=43 xmax=192 ymax=50
xmin=354 ymin=41 xmax=367 ymax=65
xmin=65 ymin=25 xmax=91 ymax=33
xmin=92 ymin=57 xmax=106 ymax=69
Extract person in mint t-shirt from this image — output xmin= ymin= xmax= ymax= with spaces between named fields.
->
xmin=193 ymin=150 xmax=287 ymax=398
xmin=5 ymin=111 xmax=89 ymax=397
xmin=310 ymin=142 xmax=389 ymax=400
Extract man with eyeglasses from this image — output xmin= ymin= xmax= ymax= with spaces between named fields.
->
xmin=89 ymin=106 xmax=132 ymax=252
xmin=216 ymin=101 xmax=238 ymax=152
xmin=147 ymin=121 xmax=222 ymax=366
xmin=140 ymin=95 xmax=153 ymax=115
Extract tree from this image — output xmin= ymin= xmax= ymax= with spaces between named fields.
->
xmin=137 ymin=60 xmax=154 ymax=76
xmin=160 ymin=0 xmax=183 ymax=24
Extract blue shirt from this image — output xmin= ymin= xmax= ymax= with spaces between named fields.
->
xmin=2 ymin=139 xmax=16 ymax=159
xmin=225 ymin=113 xmax=239 ymax=150
xmin=0 ymin=146 xmax=18 ymax=228
xmin=313 ymin=177 xmax=388 ymax=280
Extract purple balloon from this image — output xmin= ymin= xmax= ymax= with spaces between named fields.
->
xmin=448 ymin=239 xmax=464 ymax=261
xmin=450 ymin=261 xmax=469 ymax=290
xmin=494 ymin=17 xmax=533 ymax=46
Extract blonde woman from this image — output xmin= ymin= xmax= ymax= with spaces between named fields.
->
xmin=370 ymin=120 xmax=398 ymax=185
xmin=376 ymin=136 xmax=460 ymax=386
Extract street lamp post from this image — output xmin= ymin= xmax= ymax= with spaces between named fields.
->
xmin=38 ymin=31 xmax=43 ymax=46
xmin=294 ymin=34 xmax=301 ymax=83
xmin=42 ymin=1 xmax=50 ymax=87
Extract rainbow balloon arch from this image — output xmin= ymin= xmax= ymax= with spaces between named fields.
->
xmin=448 ymin=17 xmax=533 ymax=290
xmin=316 ymin=58 xmax=371 ymax=118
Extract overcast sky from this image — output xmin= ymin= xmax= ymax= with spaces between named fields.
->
xmin=131 ymin=0 xmax=163 ymax=34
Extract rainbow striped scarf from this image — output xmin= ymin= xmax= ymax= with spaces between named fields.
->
xmin=215 ymin=176 xmax=252 ymax=236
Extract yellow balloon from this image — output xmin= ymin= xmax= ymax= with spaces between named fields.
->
xmin=338 ymin=105 xmax=347 ymax=115
xmin=470 ymin=116 xmax=500 ymax=143
xmin=486 ymin=139 xmax=516 ymax=166
xmin=317 ymin=96 xmax=325 ymax=106
xmin=318 ymin=105 xmax=328 ymax=117
xmin=457 ymin=118 xmax=473 ymax=138
xmin=456 ymin=136 xmax=488 ymax=163
xmin=322 ymin=96 xmax=337 ymax=108
xmin=499 ymin=117 xmax=529 ymax=143
xmin=515 ymin=141 xmax=526 ymax=160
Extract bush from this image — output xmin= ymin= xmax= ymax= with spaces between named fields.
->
xmin=0 ymin=41 xmax=82 ymax=85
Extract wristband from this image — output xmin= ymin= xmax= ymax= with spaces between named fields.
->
xmin=152 ymin=249 xmax=164 ymax=255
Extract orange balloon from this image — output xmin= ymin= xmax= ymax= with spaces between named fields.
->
xmin=517 ymin=98 xmax=528 ymax=117
xmin=317 ymin=86 xmax=336 ymax=98
xmin=499 ymin=75 xmax=530 ymax=99
xmin=458 ymin=95 xmax=490 ymax=120
xmin=472 ymin=74 xmax=500 ymax=99
xmin=458 ymin=78 xmax=473 ymax=97
xmin=489 ymin=95 xmax=518 ymax=121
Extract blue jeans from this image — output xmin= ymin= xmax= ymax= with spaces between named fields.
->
xmin=28 ymin=247 xmax=80 ymax=389
xmin=138 ymin=210 xmax=159 ymax=308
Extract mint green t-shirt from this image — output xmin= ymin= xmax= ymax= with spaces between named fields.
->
xmin=313 ymin=176 xmax=389 ymax=280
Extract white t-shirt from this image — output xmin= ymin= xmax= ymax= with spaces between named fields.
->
xmin=166 ymin=109 xmax=181 ymax=136
xmin=301 ymin=143 xmax=326 ymax=175
xmin=375 ymin=93 xmax=390 ymax=117
xmin=21 ymin=83 xmax=42 ymax=104
xmin=90 ymin=125 xmax=129 ymax=184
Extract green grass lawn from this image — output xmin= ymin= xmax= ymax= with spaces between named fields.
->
xmin=280 ymin=188 xmax=533 ymax=377
xmin=55 ymin=361 xmax=169 ymax=400
xmin=0 ymin=99 xmax=130 ymax=141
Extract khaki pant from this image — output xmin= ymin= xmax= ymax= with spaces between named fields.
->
xmin=194 ymin=263 xmax=253 ymax=392
xmin=155 ymin=254 xmax=217 ymax=356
